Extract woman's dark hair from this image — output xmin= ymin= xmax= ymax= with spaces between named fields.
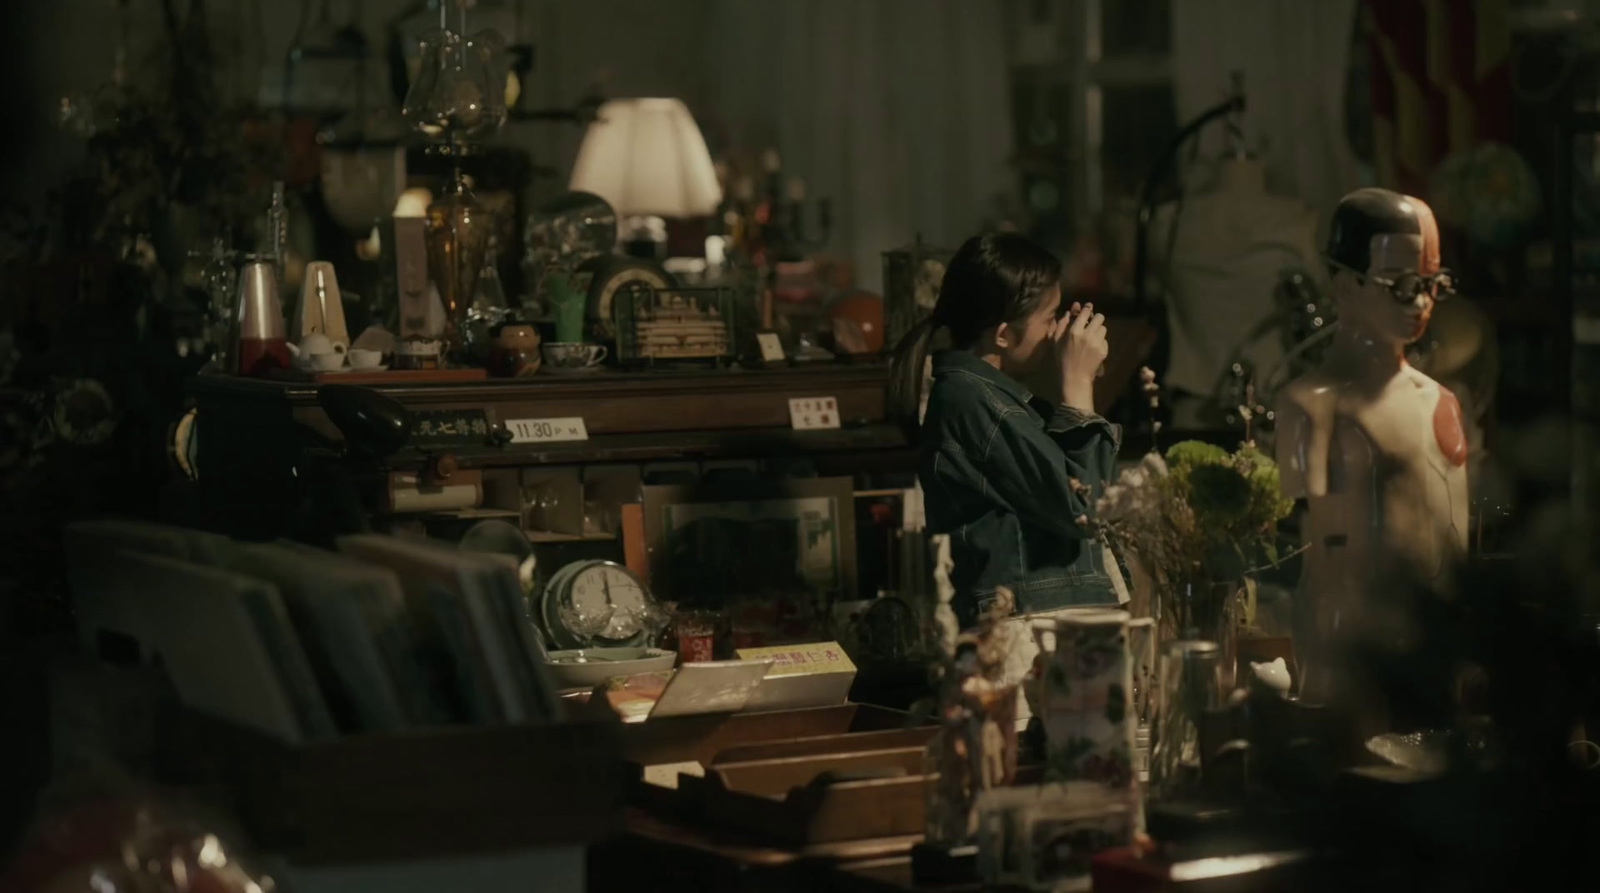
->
xmin=887 ymin=232 xmax=1062 ymax=438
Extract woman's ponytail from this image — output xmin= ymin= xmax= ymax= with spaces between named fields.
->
xmin=887 ymin=315 xmax=938 ymax=442
xmin=886 ymin=232 xmax=1062 ymax=443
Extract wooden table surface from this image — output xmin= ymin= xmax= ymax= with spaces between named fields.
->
xmin=588 ymin=808 xmax=936 ymax=893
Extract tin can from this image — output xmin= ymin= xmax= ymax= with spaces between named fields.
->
xmin=676 ymin=612 xmax=716 ymax=664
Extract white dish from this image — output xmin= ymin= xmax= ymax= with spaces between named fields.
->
xmin=545 ymin=647 xmax=676 ymax=690
xmin=304 ymin=352 xmax=346 ymax=372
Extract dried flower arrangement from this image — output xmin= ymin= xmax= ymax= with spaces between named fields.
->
xmin=1080 ymin=368 xmax=1295 ymax=641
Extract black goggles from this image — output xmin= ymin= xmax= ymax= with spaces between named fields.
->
xmin=1327 ymin=257 xmax=1454 ymax=303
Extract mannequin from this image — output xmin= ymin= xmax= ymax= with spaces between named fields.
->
xmin=1148 ymin=156 xmax=1322 ymax=426
xmin=1276 ymin=188 xmax=1468 ymax=701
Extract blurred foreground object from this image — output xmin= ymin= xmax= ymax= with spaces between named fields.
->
xmin=1277 ymin=189 xmax=1467 ymax=701
xmin=2 ymin=792 xmax=275 ymax=893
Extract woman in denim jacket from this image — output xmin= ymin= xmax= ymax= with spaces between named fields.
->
xmin=890 ymin=233 xmax=1122 ymax=699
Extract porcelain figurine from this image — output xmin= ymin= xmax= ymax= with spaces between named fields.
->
xmin=1275 ymin=188 xmax=1468 ymax=701
xmin=925 ymin=589 xmax=1019 ymax=848
xmin=931 ymin=533 xmax=959 ymax=658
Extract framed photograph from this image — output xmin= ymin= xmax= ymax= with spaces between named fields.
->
xmin=642 ymin=477 xmax=858 ymax=603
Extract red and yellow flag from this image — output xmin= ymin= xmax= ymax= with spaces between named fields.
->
xmin=1365 ymin=0 xmax=1511 ymax=194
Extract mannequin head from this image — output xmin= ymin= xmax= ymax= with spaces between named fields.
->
xmin=1325 ymin=188 xmax=1447 ymax=349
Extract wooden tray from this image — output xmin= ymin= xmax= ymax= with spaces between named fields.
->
xmin=679 ymin=748 xmax=930 ymax=845
xmin=267 ymin=366 xmax=489 ymax=384
xmin=580 ymin=701 xmax=921 ymax=767
xmin=711 ymin=726 xmax=939 ymax=765
xmin=158 ymin=710 xmax=630 ymax=863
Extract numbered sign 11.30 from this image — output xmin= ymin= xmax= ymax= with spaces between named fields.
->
xmin=506 ymin=417 xmax=589 ymax=444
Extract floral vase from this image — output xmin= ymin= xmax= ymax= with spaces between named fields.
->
xmin=1032 ymin=609 xmax=1136 ymax=793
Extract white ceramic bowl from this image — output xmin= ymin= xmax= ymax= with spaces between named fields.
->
xmin=307 ymin=351 xmax=345 ymax=372
xmin=545 ymin=647 xmax=676 ymax=690
xmin=348 ymin=347 xmax=384 ymax=369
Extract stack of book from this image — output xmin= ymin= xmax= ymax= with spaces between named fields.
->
xmin=64 ymin=521 xmax=560 ymax=743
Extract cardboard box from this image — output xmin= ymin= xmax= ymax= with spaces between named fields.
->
xmin=737 ymin=642 xmax=857 ymax=712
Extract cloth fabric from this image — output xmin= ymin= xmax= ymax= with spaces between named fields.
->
xmin=517 ymin=0 xmax=1016 ymax=294
xmin=1148 ymin=164 xmax=1322 ymax=402
xmin=1363 ymin=0 xmax=1512 ymax=195
xmin=919 ymin=350 xmax=1121 ymax=627
xmin=704 ymin=0 xmax=1016 ymax=291
xmin=1170 ymin=0 xmax=1367 ymax=219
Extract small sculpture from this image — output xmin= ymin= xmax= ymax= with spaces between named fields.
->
xmin=1275 ymin=188 xmax=1468 ymax=700
xmin=931 ymin=533 xmax=959 ymax=658
xmin=926 ymin=588 xmax=1018 ymax=847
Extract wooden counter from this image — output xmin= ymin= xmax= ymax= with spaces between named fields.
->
xmin=182 ymin=363 xmax=912 ymax=538
xmin=190 ymin=364 xmax=907 ymax=465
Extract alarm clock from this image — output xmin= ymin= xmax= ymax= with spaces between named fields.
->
xmin=575 ymin=255 xmax=676 ymax=341
xmin=539 ymin=559 xmax=660 ymax=649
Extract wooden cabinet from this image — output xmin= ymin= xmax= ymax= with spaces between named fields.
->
xmin=182 ymin=364 xmax=912 ymax=539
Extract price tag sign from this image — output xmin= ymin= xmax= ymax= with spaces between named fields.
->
xmin=788 ymin=397 xmax=841 ymax=430
xmin=737 ymin=641 xmax=857 ymax=677
xmin=506 ymin=417 xmax=589 ymax=444
xmin=756 ymin=332 xmax=786 ymax=363
xmin=411 ymin=409 xmax=492 ymax=447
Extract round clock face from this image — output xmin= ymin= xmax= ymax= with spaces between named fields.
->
xmin=553 ymin=561 xmax=654 ymax=645
xmin=585 ymin=261 xmax=673 ymax=340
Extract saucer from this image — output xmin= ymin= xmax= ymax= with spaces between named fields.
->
xmin=541 ymin=364 xmax=606 ymax=375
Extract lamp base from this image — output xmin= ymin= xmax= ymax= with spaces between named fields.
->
xmin=621 ymin=214 xmax=667 ymax=260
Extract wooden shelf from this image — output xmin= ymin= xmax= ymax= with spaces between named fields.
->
xmin=183 ymin=364 xmax=912 ymax=537
xmin=193 ymin=363 xmax=896 ymax=443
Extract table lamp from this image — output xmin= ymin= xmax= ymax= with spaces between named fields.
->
xmin=567 ymin=98 xmax=722 ymax=258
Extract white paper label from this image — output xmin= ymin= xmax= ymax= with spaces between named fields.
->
xmin=756 ymin=332 xmax=786 ymax=362
xmin=788 ymin=397 xmax=841 ymax=430
xmin=506 ymin=417 xmax=589 ymax=443
xmin=643 ymin=761 xmax=705 ymax=789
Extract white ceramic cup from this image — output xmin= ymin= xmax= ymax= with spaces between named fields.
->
xmin=347 ymin=348 xmax=384 ymax=369
xmin=308 ymin=351 xmax=346 ymax=372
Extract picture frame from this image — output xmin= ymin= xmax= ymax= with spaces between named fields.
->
xmin=642 ymin=477 xmax=858 ymax=604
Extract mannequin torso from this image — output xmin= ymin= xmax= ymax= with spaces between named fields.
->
xmin=1274 ymin=189 xmax=1467 ymax=701
xmin=1278 ymin=356 xmax=1468 ymax=607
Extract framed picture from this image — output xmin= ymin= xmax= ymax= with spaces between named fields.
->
xmin=642 ymin=477 xmax=858 ymax=604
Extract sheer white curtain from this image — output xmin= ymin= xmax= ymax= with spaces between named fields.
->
xmin=1171 ymin=0 xmax=1369 ymax=219
xmin=704 ymin=0 xmax=1015 ymax=288
xmin=517 ymin=0 xmax=1016 ymax=291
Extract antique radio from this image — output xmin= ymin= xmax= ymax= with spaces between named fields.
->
xmin=615 ymin=286 xmax=736 ymax=365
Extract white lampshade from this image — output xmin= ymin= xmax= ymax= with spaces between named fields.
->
xmin=568 ymin=98 xmax=723 ymax=218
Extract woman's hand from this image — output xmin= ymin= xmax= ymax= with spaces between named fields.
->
xmin=1053 ymin=302 xmax=1108 ymax=413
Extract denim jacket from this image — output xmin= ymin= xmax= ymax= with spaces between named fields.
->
xmin=919 ymin=350 xmax=1121 ymax=627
